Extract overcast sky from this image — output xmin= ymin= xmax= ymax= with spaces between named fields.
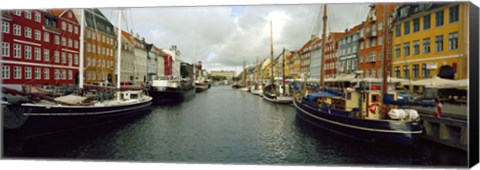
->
xmin=99 ymin=3 xmax=370 ymax=74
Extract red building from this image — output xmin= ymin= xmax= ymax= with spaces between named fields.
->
xmin=1 ymin=9 xmax=80 ymax=86
xmin=324 ymin=32 xmax=346 ymax=79
xmin=162 ymin=50 xmax=173 ymax=76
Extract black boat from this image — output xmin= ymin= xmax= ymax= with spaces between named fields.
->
xmin=147 ymin=77 xmax=195 ymax=104
xmin=2 ymin=86 xmax=153 ymax=139
xmin=293 ymin=88 xmax=426 ymax=145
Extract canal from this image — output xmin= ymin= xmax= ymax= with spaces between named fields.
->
xmin=3 ymin=86 xmax=467 ymax=166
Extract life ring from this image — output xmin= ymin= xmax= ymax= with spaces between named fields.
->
xmin=368 ymin=103 xmax=381 ymax=114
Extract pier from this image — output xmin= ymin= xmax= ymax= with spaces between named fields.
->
xmin=415 ymin=104 xmax=468 ymax=151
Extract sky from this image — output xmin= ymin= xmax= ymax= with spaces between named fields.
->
xmin=99 ymin=3 xmax=371 ymax=74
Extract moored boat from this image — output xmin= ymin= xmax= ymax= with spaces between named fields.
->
xmin=147 ymin=76 xmax=188 ymax=104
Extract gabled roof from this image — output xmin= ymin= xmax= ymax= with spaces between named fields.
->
xmin=328 ymin=32 xmax=346 ymax=42
xmin=46 ymin=9 xmax=64 ymax=17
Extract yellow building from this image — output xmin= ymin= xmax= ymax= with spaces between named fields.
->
xmin=80 ymin=9 xmax=116 ymax=84
xmin=391 ymin=3 xmax=469 ymax=81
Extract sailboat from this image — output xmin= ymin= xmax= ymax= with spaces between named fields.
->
xmin=250 ymin=57 xmax=264 ymax=95
xmin=2 ymin=9 xmax=152 ymax=139
xmin=262 ymin=21 xmax=294 ymax=104
xmin=195 ymin=61 xmax=209 ymax=93
xmin=239 ymin=60 xmax=250 ymax=92
xmin=292 ymin=4 xmax=437 ymax=145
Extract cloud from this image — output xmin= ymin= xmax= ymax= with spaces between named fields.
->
xmin=101 ymin=3 xmax=370 ymax=72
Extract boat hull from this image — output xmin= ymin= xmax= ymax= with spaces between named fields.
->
xmin=195 ymin=83 xmax=209 ymax=93
xmin=3 ymin=99 xmax=153 ymax=139
xmin=293 ymin=99 xmax=423 ymax=145
xmin=262 ymin=94 xmax=293 ymax=104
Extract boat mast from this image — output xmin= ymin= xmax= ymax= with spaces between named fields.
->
xmin=269 ymin=20 xmax=274 ymax=85
xmin=381 ymin=4 xmax=389 ymax=107
xmin=116 ymin=8 xmax=122 ymax=89
xmin=79 ymin=9 xmax=85 ymax=89
xmin=282 ymin=48 xmax=286 ymax=95
xmin=320 ymin=4 xmax=327 ymax=87
xmin=243 ymin=60 xmax=246 ymax=86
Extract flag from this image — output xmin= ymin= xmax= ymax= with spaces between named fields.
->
xmin=434 ymin=102 xmax=442 ymax=119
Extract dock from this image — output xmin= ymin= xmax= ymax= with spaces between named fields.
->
xmin=415 ymin=104 xmax=468 ymax=151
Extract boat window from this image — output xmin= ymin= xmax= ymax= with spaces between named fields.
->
xmin=371 ymin=94 xmax=379 ymax=102
xmin=347 ymin=92 xmax=352 ymax=100
xmin=130 ymin=93 xmax=139 ymax=99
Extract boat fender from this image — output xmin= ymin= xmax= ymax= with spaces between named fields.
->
xmin=368 ymin=103 xmax=381 ymax=114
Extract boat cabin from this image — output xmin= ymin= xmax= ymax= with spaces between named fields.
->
xmin=120 ymin=90 xmax=143 ymax=101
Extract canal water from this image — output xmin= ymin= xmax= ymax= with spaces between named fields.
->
xmin=3 ymin=86 xmax=467 ymax=167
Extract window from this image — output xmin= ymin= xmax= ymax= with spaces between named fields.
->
xmin=62 ymin=37 xmax=66 ymax=46
xmin=61 ymin=22 xmax=66 ymax=30
xmin=68 ymin=39 xmax=72 ymax=48
xmin=68 ymin=24 xmax=72 ymax=32
xmin=436 ymin=10 xmax=444 ymax=27
xmin=352 ymin=44 xmax=358 ymax=53
xmin=359 ymin=56 xmax=363 ymax=63
xmin=34 ymin=47 xmax=41 ymax=60
xmin=403 ymin=65 xmax=410 ymax=78
xmin=403 ymin=42 xmax=410 ymax=57
xmin=449 ymin=5 xmax=459 ymax=23
xmin=24 ymin=10 xmax=31 ymax=19
xmin=413 ymin=18 xmax=420 ymax=32
xmin=44 ymin=32 xmax=50 ymax=42
xmin=68 ymin=11 xmax=72 ymax=18
xmin=413 ymin=40 xmax=420 ymax=55
xmin=54 ymin=51 xmax=60 ymax=63
xmin=2 ymin=66 xmax=10 ymax=79
xmin=35 ymin=67 xmax=42 ymax=79
xmin=34 ymin=30 xmax=41 ymax=40
xmin=54 ymin=35 xmax=60 ymax=44
xmin=423 ymin=38 xmax=431 ymax=54
xmin=43 ymin=49 xmax=50 ymax=61
xmin=378 ymin=22 xmax=383 ymax=31
xmin=44 ymin=68 xmax=49 ymax=80
xmin=68 ymin=70 xmax=72 ymax=80
xmin=14 ymin=44 xmax=21 ymax=58
xmin=74 ymin=40 xmax=78 ymax=49
xmin=435 ymin=35 xmax=444 ymax=52
xmin=366 ymin=39 xmax=370 ymax=48
xmin=62 ymin=69 xmax=66 ymax=80
xmin=395 ymin=24 xmax=401 ymax=37
xmin=54 ymin=69 xmax=59 ymax=80
xmin=412 ymin=64 xmax=419 ymax=78
xmin=92 ymin=45 xmax=96 ymax=53
xmin=34 ymin=12 xmax=41 ymax=22
xmin=25 ymin=46 xmax=32 ymax=59
xmin=92 ymin=32 xmax=96 ymax=40
xmin=14 ymin=66 xmax=21 ymax=79
xmin=74 ymin=54 xmax=78 ymax=65
xmin=74 ymin=26 xmax=78 ymax=34
xmin=25 ymin=27 xmax=32 ymax=38
xmin=13 ymin=10 xmax=21 ymax=16
xmin=61 ymin=52 xmax=66 ymax=64
xmin=1 ymin=42 xmax=10 ymax=57
xmin=378 ymin=36 xmax=383 ymax=46
xmin=449 ymin=32 xmax=458 ymax=50
xmin=371 ymin=38 xmax=376 ymax=47
xmin=25 ymin=67 xmax=32 ymax=79
xmin=423 ymin=15 xmax=431 ymax=30
xmin=2 ymin=21 xmax=9 ymax=33
xmin=360 ymin=42 xmax=364 ymax=49
xmin=68 ymin=53 xmax=72 ymax=65
xmin=404 ymin=21 xmax=410 ymax=35
xmin=13 ymin=24 xmax=21 ymax=36
xmin=395 ymin=45 xmax=401 ymax=58
xmin=422 ymin=64 xmax=430 ymax=78
xmin=360 ymin=28 xmax=364 ymax=37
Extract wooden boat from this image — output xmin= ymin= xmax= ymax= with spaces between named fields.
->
xmin=293 ymin=5 xmax=436 ymax=145
xmin=2 ymin=9 xmax=152 ymax=139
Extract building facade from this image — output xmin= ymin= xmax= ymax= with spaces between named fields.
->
xmin=80 ymin=9 xmax=116 ymax=84
xmin=2 ymin=9 xmax=80 ymax=86
xmin=324 ymin=32 xmax=345 ymax=78
xmin=391 ymin=2 xmax=468 ymax=80
xmin=131 ymin=35 xmax=147 ymax=83
xmin=114 ymin=29 xmax=136 ymax=83
xmin=358 ymin=4 xmax=397 ymax=78
xmin=153 ymin=46 xmax=164 ymax=77
xmin=338 ymin=24 xmax=362 ymax=74
xmin=299 ymin=36 xmax=321 ymax=78
xmin=210 ymin=70 xmax=236 ymax=80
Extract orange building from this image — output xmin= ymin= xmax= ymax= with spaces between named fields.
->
xmin=358 ymin=3 xmax=397 ymax=78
